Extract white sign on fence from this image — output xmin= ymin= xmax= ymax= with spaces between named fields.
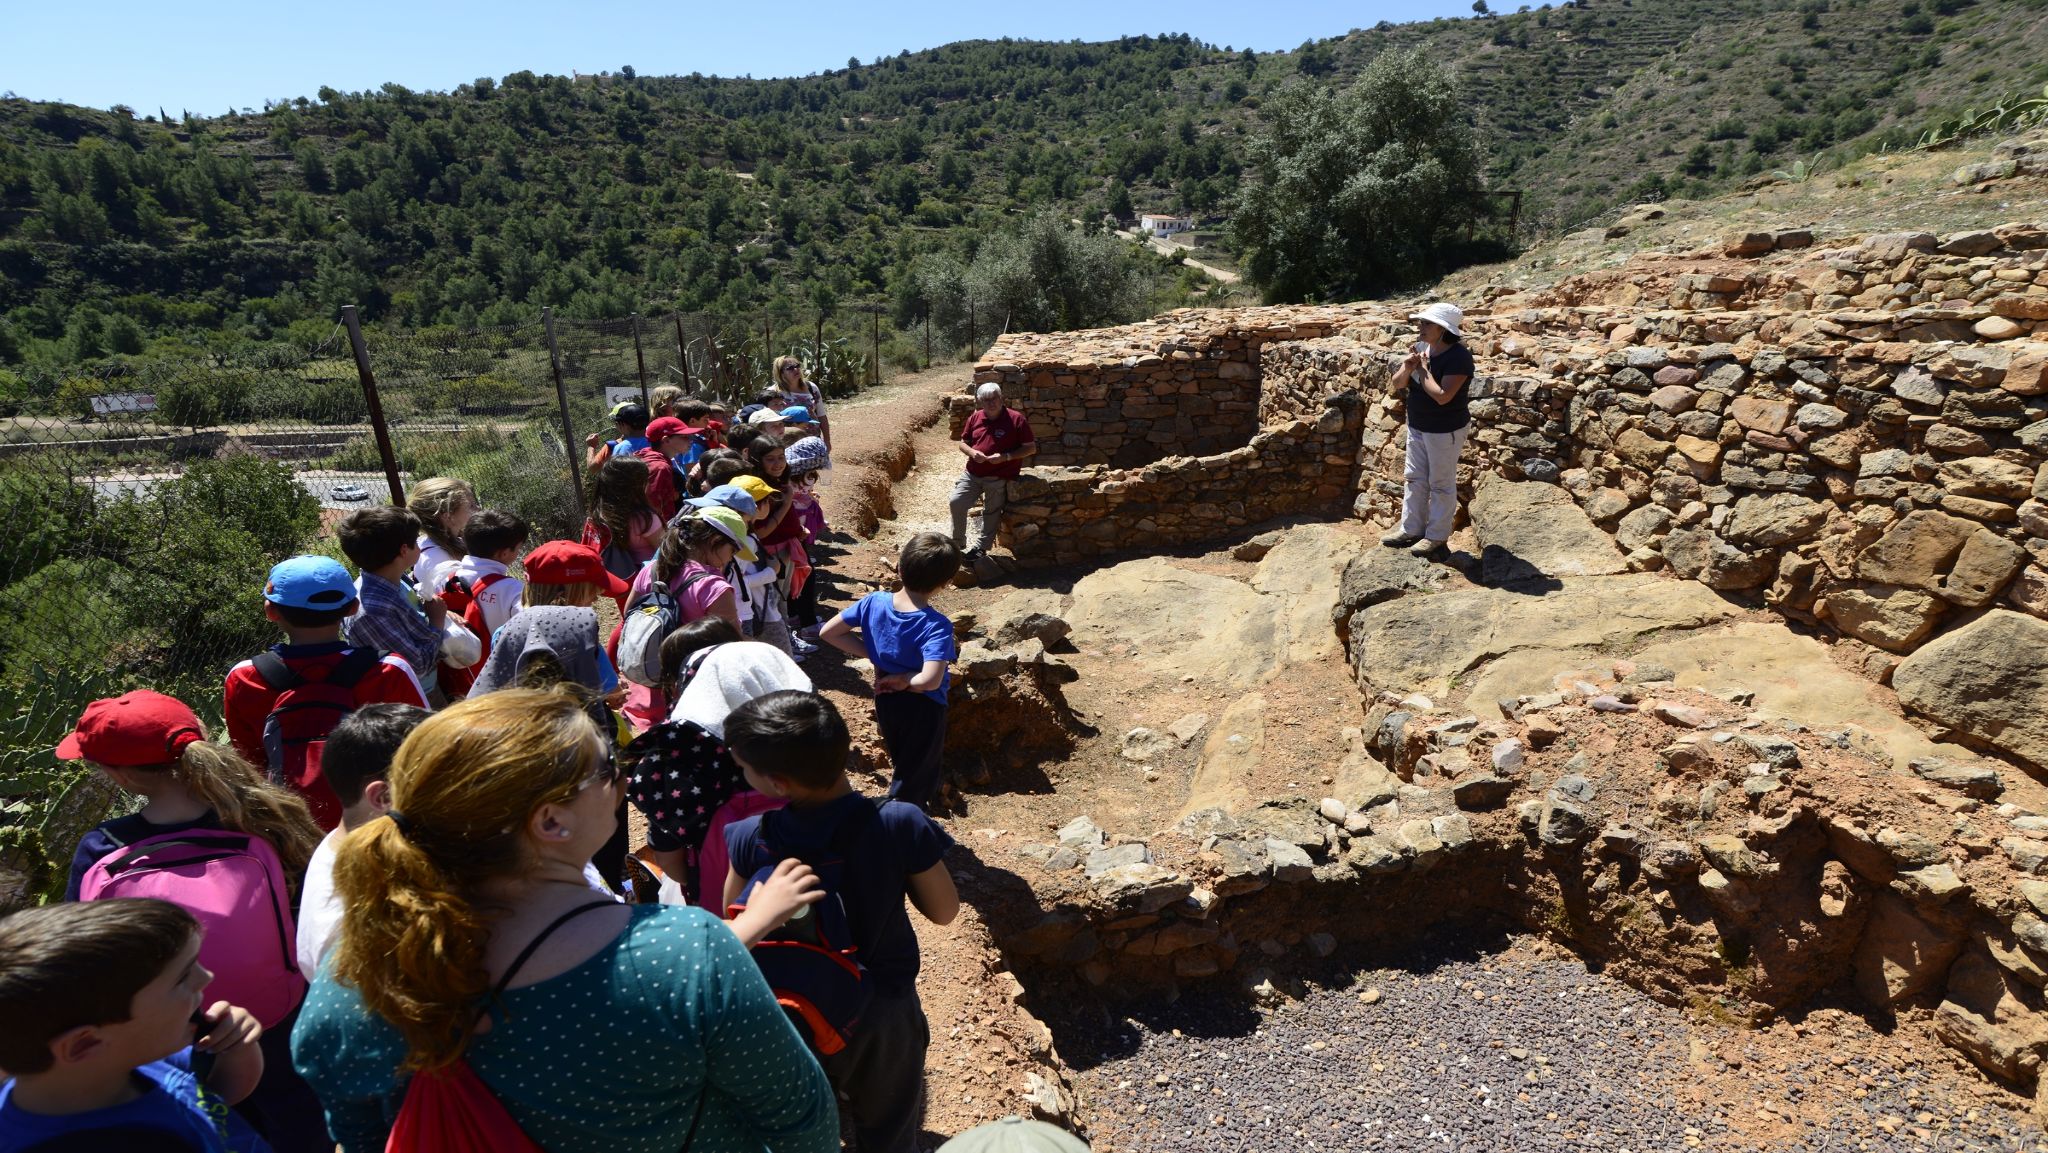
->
xmin=604 ymin=386 xmax=647 ymax=412
xmin=89 ymin=392 xmax=157 ymax=415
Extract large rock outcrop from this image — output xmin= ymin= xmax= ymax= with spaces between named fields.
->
xmin=1892 ymin=610 xmax=2048 ymax=769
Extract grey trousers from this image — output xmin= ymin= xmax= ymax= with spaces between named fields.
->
xmin=822 ymin=985 xmax=929 ymax=1153
xmin=949 ymin=473 xmax=1009 ymax=551
xmin=1399 ymin=425 xmax=1469 ymax=543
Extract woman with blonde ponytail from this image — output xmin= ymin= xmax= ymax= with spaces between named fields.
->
xmin=292 ymin=687 xmax=838 ymax=1153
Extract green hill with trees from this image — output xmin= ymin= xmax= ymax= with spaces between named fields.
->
xmin=1 ymin=0 xmax=2044 ymax=375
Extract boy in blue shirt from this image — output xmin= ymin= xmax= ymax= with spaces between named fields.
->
xmin=721 ymin=690 xmax=958 ymax=1153
xmin=0 ymin=899 xmax=269 ymax=1153
xmin=818 ymin=532 xmax=962 ymax=810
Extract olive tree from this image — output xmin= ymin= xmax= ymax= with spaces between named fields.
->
xmin=1232 ymin=48 xmax=1485 ymax=302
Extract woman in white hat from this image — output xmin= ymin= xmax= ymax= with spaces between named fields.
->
xmin=1382 ymin=301 xmax=1476 ymax=558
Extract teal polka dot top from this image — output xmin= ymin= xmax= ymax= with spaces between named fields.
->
xmin=291 ymin=904 xmax=839 ymax=1153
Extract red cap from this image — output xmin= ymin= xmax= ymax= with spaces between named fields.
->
xmin=56 ymin=690 xmax=205 ymax=766
xmin=705 ymin=418 xmax=726 ymax=431
xmin=522 ymin=540 xmax=630 ymax=597
xmin=646 ymin=417 xmax=703 ymax=442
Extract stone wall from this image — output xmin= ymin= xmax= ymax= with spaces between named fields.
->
xmin=956 ymin=307 xmax=1384 ymax=564
xmin=1299 ymin=225 xmax=2048 ymax=681
xmin=958 ymin=306 xmax=1370 ymax=469
xmin=997 ymin=395 xmax=1365 ymax=565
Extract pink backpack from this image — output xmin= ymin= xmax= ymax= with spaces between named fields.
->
xmin=79 ymin=829 xmax=307 ymax=1028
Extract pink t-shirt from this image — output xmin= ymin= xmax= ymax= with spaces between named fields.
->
xmin=699 ymin=789 xmax=785 ymax=910
xmin=622 ymin=560 xmax=737 ymax=731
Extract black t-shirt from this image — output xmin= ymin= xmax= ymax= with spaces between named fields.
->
xmin=1406 ymin=342 xmax=1476 ymax=434
xmin=725 ymin=791 xmax=953 ymax=994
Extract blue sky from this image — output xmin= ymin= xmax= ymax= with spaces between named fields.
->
xmin=5 ymin=0 xmax=1483 ymax=114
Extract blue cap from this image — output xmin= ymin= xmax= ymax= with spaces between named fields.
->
xmin=264 ymin=555 xmax=359 ymax=611
xmin=735 ymin=403 xmax=767 ymax=423
xmin=685 ymin=484 xmax=759 ymax=518
xmin=779 ymin=405 xmax=812 ymax=422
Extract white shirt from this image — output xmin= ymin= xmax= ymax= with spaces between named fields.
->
xmin=296 ymin=829 xmax=343 ymax=982
xmin=412 ymin=536 xmax=459 ymax=590
xmin=438 ymin=556 xmax=524 ymax=636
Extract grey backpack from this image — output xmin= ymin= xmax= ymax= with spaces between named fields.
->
xmin=618 ymin=571 xmax=713 ymax=686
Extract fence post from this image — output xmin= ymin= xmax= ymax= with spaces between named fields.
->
xmin=341 ymin=305 xmax=406 ymax=507
xmin=673 ymin=314 xmax=692 ymax=395
xmin=968 ymin=301 xmax=976 ymax=361
xmin=542 ymin=307 xmax=587 ymax=525
xmin=871 ymin=308 xmax=881 ymax=386
xmin=814 ymin=312 xmax=824 ymax=374
xmin=630 ymin=313 xmax=650 ymax=410
xmin=923 ymin=306 xmax=931 ymax=370
xmin=763 ymin=317 xmax=773 ymax=372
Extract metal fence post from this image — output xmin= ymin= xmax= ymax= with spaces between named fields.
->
xmin=542 ymin=308 xmax=587 ymax=525
xmin=673 ymin=314 xmax=692 ymax=395
xmin=814 ymin=312 xmax=825 ymax=374
xmin=630 ymin=313 xmax=650 ymax=411
xmin=871 ymin=308 xmax=881 ymax=386
xmin=341 ymin=305 xmax=406 ymax=506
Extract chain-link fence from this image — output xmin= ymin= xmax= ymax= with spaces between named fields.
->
xmin=0 ymin=302 xmax=980 ymax=906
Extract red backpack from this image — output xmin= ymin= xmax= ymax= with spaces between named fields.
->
xmin=436 ymin=572 xmax=509 ymax=700
xmin=384 ymin=901 xmax=708 ymax=1152
xmin=79 ymin=829 xmax=307 ymax=1028
xmin=253 ymin=648 xmax=381 ymax=830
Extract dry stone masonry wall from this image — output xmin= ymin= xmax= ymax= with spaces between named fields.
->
xmin=958 ymin=308 xmax=1381 ymax=565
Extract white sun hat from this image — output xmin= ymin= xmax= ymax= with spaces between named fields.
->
xmin=1408 ymin=301 xmax=1465 ymax=338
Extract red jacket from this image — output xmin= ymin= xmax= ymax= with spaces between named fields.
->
xmin=634 ymin=446 xmax=680 ymax=522
xmin=223 ymin=642 xmax=429 ymax=768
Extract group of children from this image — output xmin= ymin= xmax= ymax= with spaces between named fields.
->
xmin=0 ymin=363 xmax=999 ymax=1153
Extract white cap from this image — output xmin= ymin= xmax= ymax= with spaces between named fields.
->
xmin=1408 ymin=301 xmax=1464 ymax=338
xmin=975 ymin=383 xmax=1004 ymax=400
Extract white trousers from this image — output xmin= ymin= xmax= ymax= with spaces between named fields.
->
xmin=1399 ymin=425 xmax=1468 ymax=543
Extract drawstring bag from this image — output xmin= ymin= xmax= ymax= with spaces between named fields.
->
xmin=384 ymin=902 xmax=612 ymax=1153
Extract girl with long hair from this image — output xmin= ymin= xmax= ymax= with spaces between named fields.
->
xmin=580 ymin=455 xmax=662 ymax=580
xmin=58 ymin=690 xmax=330 ymax=1151
xmin=293 ymin=689 xmax=837 ymax=1153
xmin=406 ymin=476 xmax=476 ymax=588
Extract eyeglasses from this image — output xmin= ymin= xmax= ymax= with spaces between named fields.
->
xmin=577 ymin=748 xmax=624 ymax=794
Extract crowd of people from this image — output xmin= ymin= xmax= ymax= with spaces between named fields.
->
xmin=0 ymin=358 xmax=1078 ymax=1153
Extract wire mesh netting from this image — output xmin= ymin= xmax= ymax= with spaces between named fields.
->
xmin=0 ymin=327 xmax=375 ymax=899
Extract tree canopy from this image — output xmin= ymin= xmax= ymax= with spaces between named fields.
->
xmin=1231 ymin=48 xmax=1484 ymax=302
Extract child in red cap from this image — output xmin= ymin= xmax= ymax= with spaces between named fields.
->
xmin=58 ymin=690 xmax=331 ymax=1151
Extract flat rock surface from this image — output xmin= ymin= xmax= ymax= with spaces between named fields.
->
xmin=1632 ymin=622 xmax=1984 ymax=773
xmin=1350 ymin=573 xmax=1739 ymax=699
xmin=1067 ymin=524 xmax=1360 ymax=689
xmin=1468 ymin=474 xmax=1629 ymax=584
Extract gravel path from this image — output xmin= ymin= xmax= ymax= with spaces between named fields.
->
xmin=1061 ymin=935 xmax=2044 ymax=1153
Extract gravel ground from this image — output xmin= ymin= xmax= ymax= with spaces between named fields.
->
xmin=1061 ymin=933 xmax=2046 ymax=1153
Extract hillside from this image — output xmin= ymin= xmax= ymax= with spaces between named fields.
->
xmin=1 ymin=0 xmax=2045 ymax=372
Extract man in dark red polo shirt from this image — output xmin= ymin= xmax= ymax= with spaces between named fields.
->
xmin=950 ymin=382 xmax=1037 ymax=557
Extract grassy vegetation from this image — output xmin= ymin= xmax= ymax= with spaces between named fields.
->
xmin=2 ymin=0 xmax=2043 ymax=373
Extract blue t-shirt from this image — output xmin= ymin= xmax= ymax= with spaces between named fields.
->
xmin=725 ymin=792 xmax=954 ymax=994
xmin=607 ymin=435 xmax=652 ymax=458
xmin=839 ymin=591 xmax=956 ymax=705
xmin=0 ymin=1049 xmax=271 ymax=1153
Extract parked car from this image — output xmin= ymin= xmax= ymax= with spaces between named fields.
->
xmin=332 ymin=483 xmax=371 ymax=502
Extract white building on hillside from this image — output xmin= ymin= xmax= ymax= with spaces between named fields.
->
xmin=1139 ymin=213 xmax=1195 ymax=238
